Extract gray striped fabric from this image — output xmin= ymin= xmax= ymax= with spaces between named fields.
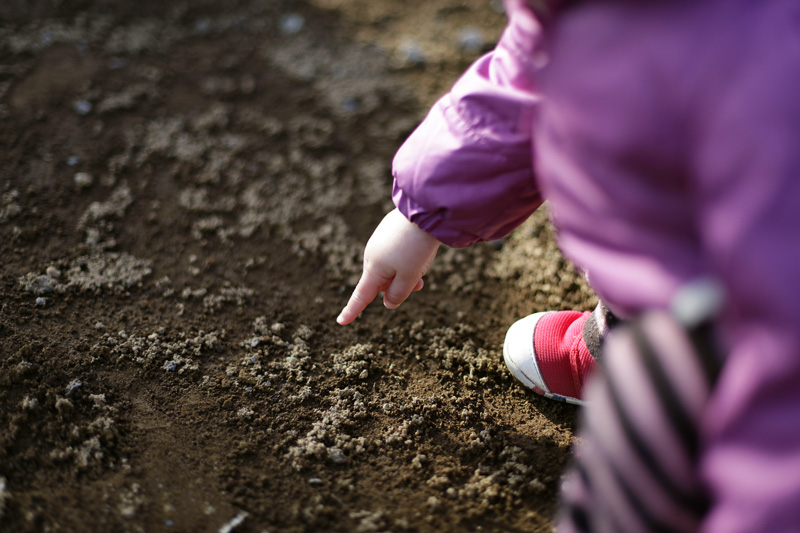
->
xmin=557 ymin=282 xmax=724 ymax=532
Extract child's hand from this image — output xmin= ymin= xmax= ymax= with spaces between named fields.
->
xmin=337 ymin=208 xmax=440 ymax=325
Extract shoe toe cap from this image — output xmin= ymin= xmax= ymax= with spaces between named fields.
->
xmin=503 ymin=312 xmax=550 ymax=393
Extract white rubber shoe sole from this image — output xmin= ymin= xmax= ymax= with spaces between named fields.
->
xmin=503 ymin=312 xmax=586 ymax=406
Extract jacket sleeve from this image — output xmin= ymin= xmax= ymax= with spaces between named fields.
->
xmin=391 ymin=0 xmax=545 ymax=248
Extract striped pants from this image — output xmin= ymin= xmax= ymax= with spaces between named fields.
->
xmin=558 ymin=285 xmax=724 ymax=532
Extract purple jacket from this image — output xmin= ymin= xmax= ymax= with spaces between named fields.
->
xmin=392 ymin=0 xmax=800 ymax=530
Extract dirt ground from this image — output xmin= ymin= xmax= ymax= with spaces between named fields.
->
xmin=0 ymin=1 xmax=598 ymax=531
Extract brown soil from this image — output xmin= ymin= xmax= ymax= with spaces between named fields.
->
xmin=0 ymin=1 xmax=597 ymax=531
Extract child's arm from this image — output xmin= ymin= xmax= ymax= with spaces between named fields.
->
xmin=391 ymin=0 xmax=546 ymax=248
xmin=338 ymin=1 xmax=547 ymax=324
xmin=337 ymin=209 xmax=439 ymax=325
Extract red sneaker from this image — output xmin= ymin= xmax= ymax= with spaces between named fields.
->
xmin=503 ymin=311 xmax=599 ymax=405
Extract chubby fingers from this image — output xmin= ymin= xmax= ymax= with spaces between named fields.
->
xmin=382 ymin=271 xmax=424 ymax=309
xmin=337 ymin=273 xmax=425 ymax=325
xmin=336 ymin=270 xmax=386 ymax=325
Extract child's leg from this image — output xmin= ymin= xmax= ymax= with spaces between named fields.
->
xmin=557 ymin=285 xmax=723 ymax=532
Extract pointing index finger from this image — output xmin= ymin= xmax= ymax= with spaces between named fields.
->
xmin=336 ymin=272 xmax=387 ymax=325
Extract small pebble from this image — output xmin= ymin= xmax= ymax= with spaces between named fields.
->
xmin=328 ymin=448 xmax=347 ymax=464
xmin=73 ymin=99 xmax=92 ymax=115
xmin=46 ymin=266 xmax=61 ymax=280
xmin=35 ymin=297 xmax=47 ymax=307
xmin=219 ymin=511 xmax=248 ymax=533
xmin=308 ymin=477 xmax=323 ymax=486
xmin=397 ymin=40 xmax=426 ymax=67
xmin=341 ymin=98 xmax=359 ymax=113
xmin=411 ymin=454 xmax=428 ymax=469
xmin=74 ymin=172 xmax=93 ymax=189
xmin=30 ymin=274 xmax=57 ymax=295
xmin=427 ymin=496 xmax=440 ymax=511
xmin=279 ymin=13 xmax=305 ymax=35
xmin=458 ymin=27 xmax=484 ymax=54
xmin=194 ymin=18 xmax=211 ymax=35
xmin=65 ymin=379 xmax=82 ymax=397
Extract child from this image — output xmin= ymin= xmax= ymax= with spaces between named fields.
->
xmin=338 ymin=0 xmax=800 ymax=530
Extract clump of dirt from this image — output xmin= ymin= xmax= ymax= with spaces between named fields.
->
xmin=19 ymin=250 xmax=153 ymax=296
xmin=490 ymin=209 xmax=597 ymax=315
xmin=0 ymin=0 xmax=593 ymax=531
